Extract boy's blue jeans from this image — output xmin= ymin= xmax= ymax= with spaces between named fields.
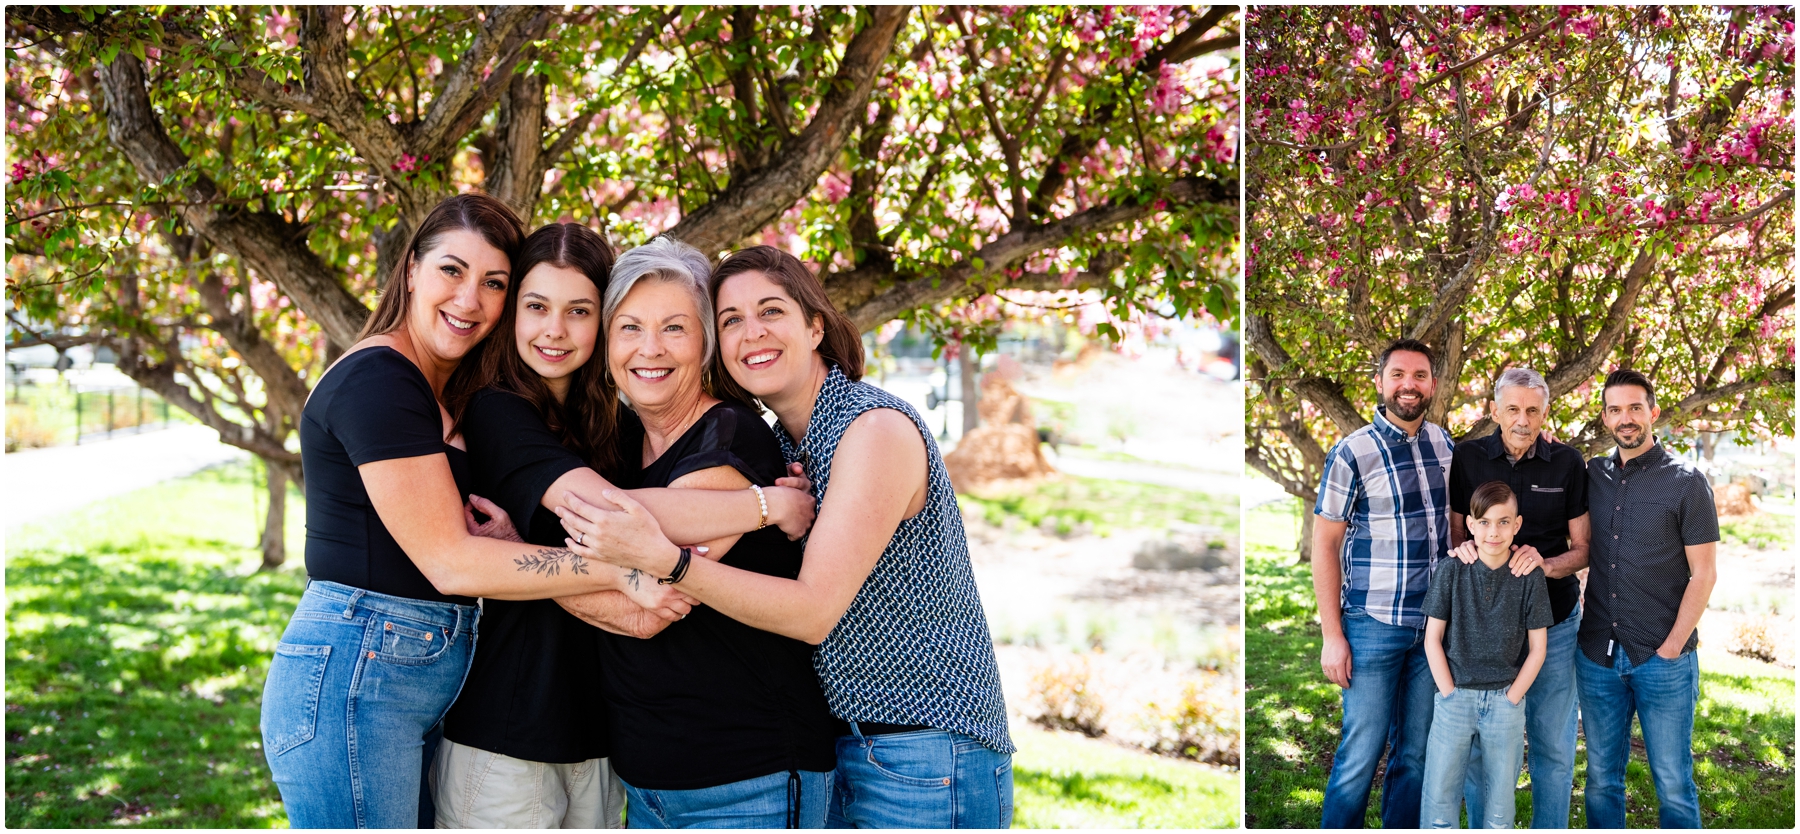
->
xmin=1420 ymin=687 xmax=1527 ymax=828
xmin=1463 ymin=604 xmax=1582 ymax=828
xmin=1576 ymin=646 xmax=1701 ymax=829
xmin=261 ymin=581 xmax=480 ymax=828
xmin=1320 ymin=608 xmax=1436 ymax=828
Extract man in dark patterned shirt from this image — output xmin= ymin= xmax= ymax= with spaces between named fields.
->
xmin=1578 ymin=369 xmax=1719 ymax=829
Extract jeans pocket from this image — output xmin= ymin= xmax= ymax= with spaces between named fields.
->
xmin=864 ymin=736 xmax=953 ymax=788
xmin=264 ymin=643 xmax=331 ymax=756
xmin=374 ymin=617 xmax=450 ymax=664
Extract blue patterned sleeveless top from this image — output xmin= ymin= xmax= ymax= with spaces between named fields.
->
xmin=776 ymin=366 xmax=1014 ymax=754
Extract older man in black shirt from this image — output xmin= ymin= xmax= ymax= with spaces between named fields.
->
xmin=1446 ymin=367 xmax=1590 ymax=828
xmin=1577 ymin=369 xmax=1718 ymax=829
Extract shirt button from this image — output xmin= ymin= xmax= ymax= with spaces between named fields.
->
xmin=1615 ymin=506 xmax=1621 ymax=511
xmin=1613 ymin=534 xmax=1619 ymax=539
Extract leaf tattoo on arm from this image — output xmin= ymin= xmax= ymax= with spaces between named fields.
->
xmin=625 ymin=569 xmax=644 ymax=591
xmin=514 ymin=548 xmax=590 ymax=576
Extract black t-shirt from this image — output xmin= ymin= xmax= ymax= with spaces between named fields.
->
xmin=441 ymin=388 xmax=611 ymax=763
xmin=1448 ymin=432 xmax=1589 ymax=625
xmin=301 ymin=346 xmax=475 ymax=606
xmin=601 ymin=400 xmax=838 ymax=789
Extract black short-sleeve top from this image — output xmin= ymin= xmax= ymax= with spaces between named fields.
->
xmin=600 ymin=400 xmax=838 ymax=789
xmin=301 ymin=346 xmax=475 ymax=606
xmin=441 ymin=388 xmax=616 ymax=763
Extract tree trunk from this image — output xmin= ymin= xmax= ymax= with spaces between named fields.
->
xmin=1294 ymin=504 xmax=1315 ymax=566
xmin=259 ymin=457 xmax=288 ymax=571
xmin=959 ymin=349 xmax=980 ymax=436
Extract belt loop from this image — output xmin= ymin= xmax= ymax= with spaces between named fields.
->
xmin=848 ymin=721 xmax=865 ymax=740
xmin=342 ymin=588 xmax=364 ymax=619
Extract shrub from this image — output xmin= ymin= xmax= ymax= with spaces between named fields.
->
xmin=1031 ymin=654 xmax=1107 ymax=737
xmin=1141 ymin=675 xmax=1242 ymax=768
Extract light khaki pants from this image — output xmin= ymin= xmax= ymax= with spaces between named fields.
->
xmin=430 ymin=738 xmax=625 ymax=828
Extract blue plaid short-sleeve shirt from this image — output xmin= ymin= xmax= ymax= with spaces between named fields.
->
xmin=1313 ymin=406 xmax=1455 ymax=628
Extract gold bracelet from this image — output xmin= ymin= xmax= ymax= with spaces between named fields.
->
xmin=750 ymin=484 xmax=769 ymax=530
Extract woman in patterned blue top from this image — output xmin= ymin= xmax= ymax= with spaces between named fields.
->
xmin=557 ymin=245 xmax=1014 ymax=828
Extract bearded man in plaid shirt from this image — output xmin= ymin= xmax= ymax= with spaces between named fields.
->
xmin=1311 ymin=338 xmax=1455 ymax=828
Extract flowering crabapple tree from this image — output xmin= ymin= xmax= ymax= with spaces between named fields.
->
xmin=5 ymin=6 xmax=1238 ymax=568
xmin=1243 ymin=6 xmax=1794 ymax=555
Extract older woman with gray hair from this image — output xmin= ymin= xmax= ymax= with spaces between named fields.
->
xmin=569 ymin=236 xmax=840 ymax=827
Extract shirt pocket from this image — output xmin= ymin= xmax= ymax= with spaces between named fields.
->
xmin=1519 ymin=484 xmax=1567 ymax=531
xmin=1627 ymin=498 xmax=1682 ymax=544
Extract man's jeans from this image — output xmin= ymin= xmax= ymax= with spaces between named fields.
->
xmin=261 ymin=581 xmax=480 ymax=828
xmin=1320 ymin=608 xmax=1436 ymax=828
xmin=826 ymin=726 xmax=1013 ymax=828
xmin=1422 ymin=687 xmax=1528 ymax=828
xmin=1465 ymin=604 xmax=1581 ymax=828
xmin=623 ymin=769 xmax=832 ymax=828
xmin=1576 ymin=646 xmax=1702 ymax=828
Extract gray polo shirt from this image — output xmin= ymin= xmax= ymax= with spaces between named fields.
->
xmin=1582 ymin=442 xmax=1720 ymax=666
xmin=1422 ymin=559 xmax=1553 ymax=690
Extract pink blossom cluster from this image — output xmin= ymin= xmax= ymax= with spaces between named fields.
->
xmin=1147 ymin=63 xmax=1183 ymax=115
xmin=391 ymin=152 xmax=431 ymax=174
xmin=1201 ymin=123 xmax=1235 ymax=165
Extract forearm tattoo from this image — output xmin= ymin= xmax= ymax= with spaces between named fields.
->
xmin=625 ymin=569 xmax=644 ymax=591
xmin=514 ymin=547 xmax=589 ymax=576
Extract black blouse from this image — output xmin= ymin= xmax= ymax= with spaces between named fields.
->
xmin=300 ymin=346 xmax=475 ymax=606
xmin=600 ymin=400 xmax=839 ymax=789
xmin=441 ymin=388 xmax=615 ymax=763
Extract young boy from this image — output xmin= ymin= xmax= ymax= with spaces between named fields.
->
xmin=1420 ymin=480 xmax=1552 ymax=828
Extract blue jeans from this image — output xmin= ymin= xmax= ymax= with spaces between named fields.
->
xmin=1465 ymin=604 xmax=1581 ymax=828
xmin=826 ymin=726 xmax=1013 ymax=828
xmin=624 ymin=769 xmax=832 ymax=828
xmin=1422 ymin=687 xmax=1527 ymax=828
xmin=261 ymin=581 xmax=480 ymax=828
xmin=1576 ymin=646 xmax=1702 ymax=829
xmin=1321 ymin=608 xmax=1437 ymax=828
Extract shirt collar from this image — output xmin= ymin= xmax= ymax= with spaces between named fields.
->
xmin=1611 ymin=438 xmax=1667 ymax=470
xmin=1372 ymin=405 xmax=1429 ymax=444
xmin=778 ymin=364 xmax=848 ymax=463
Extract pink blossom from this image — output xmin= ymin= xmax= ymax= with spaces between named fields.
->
xmin=1147 ymin=63 xmax=1182 ymax=115
xmin=820 ymin=172 xmax=851 ymax=202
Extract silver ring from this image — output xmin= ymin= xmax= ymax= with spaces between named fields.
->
xmin=576 ymin=531 xmax=584 ymax=546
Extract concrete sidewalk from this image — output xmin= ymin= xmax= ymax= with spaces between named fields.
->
xmin=5 ymin=424 xmax=248 ymax=531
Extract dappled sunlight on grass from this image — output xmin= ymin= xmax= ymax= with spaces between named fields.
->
xmin=1011 ymin=723 xmax=1239 ymax=828
xmin=7 ymin=463 xmax=301 ymax=827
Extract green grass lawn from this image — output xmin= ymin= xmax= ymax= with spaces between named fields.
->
xmin=1011 ymin=723 xmax=1240 ymax=828
xmin=1244 ymin=497 xmax=1795 ymax=828
xmin=7 ymin=463 xmax=1237 ymax=828
xmin=956 ymin=476 xmax=1238 ymax=539
xmin=5 ymin=464 xmax=304 ymax=827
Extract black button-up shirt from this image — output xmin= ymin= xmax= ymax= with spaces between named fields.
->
xmin=1581 ymin=442 xmax=1720 ymax=666
xmin=1449 ymin=432 xmax=1589 ymax=625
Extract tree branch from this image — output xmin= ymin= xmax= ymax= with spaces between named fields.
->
xmin=831 ymin=174 xmax=1233 ymax=330
xmin=663 ymin=6 xmax=911 ymax=255
xmin=96 ymin=51 xmax=369 ymax=349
